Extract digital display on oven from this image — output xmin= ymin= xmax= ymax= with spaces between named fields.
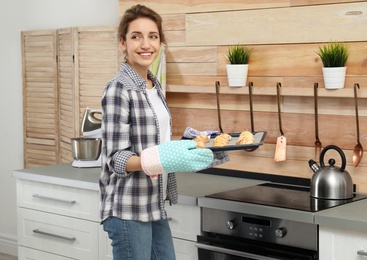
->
xmin=242 ymin=216 xmax=271 ymax=227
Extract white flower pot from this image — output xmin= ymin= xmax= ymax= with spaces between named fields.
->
xmin=226 ymin=64 xmax=249 ymax=87
xmin=322 ymin=67 xmax=347 ymax=89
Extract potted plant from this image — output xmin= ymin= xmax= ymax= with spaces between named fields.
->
xmin=316 ymin=41 xmax=349 ymax=89
xmin=225 ymin=44 xmax=253 ymax=87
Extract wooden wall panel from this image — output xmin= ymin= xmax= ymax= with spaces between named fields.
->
xmin=166 ymin=47 xmax=217 ymax=63
xmin=186 ymin=2 xmax=367 ymax=46
xmin=291 ymin=0 xmax=366 ymax=6
xmin=122 ymin=1 xmax=367 ymax=192
xmin=119 ymin=1 xmax=290 ymax=16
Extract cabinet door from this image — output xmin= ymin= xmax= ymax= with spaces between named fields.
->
xmin=165 ymin=202 xmax=201 ymax=241
xmin=320 ymin=226 xmax=367 ymax=259
xmin=21 ymin=30 xmax=59 ymax=168
xmin=18 ymin=208 xmax=99 ymax=260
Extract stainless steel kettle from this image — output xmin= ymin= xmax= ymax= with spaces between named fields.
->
xmin=308 ymin=145 xmax=353 ymax=200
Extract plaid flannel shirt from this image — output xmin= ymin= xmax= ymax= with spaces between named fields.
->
xmin=99 ymin=62 xmax=177 ymax=223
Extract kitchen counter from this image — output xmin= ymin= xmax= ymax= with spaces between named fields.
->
xmin=12 ymin=163 xmax=265 ymax=205
xmin=12 ymin=163 xmax=367 ymax=228
xmin=314 ymin=198 xmax=367 ymax=232
xmin=12 ymin=164 xmax=100 ymax=190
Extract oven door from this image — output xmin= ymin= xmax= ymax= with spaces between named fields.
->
xmin=196 ymin=234 xmax=318 ymax=260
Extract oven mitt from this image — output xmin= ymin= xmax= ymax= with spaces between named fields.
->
xmin=141 ymin=140 xmax=214 ymax=179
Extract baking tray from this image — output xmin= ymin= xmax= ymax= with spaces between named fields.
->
xmin=196 ymin=131 xmax=267 ymax=151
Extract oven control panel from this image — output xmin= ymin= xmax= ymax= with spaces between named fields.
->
xmin=202 ymin=207 xmax=317 ymax=251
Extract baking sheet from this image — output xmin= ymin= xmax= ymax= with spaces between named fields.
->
xmin=202 ymin=131 xmax=267 ymax=151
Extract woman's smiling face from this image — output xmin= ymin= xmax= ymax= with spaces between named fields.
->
xmin=121 ymin=17 xmax=161 ymax=73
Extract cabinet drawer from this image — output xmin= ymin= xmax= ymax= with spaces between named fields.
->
xmin=19 ymin=246 xmax=73 ymax=260
xmin=18 ymin=208 xmax=99 ymax=260
xmin=17 ymin=179 xmax=99 ymax=221
xmin=165 ymin=202 xmax=201 ymax=241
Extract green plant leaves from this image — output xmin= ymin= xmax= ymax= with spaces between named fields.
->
xmin=316 ymin=41 xmax=349 ymax=67
xmin=226 ymin=45 xmax=253 ymax=64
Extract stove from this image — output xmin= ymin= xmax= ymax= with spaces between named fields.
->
xmin=206 ymin=182 xmax=367 ymax=212
xmin=196 ymin=170 xmax=367 ymax=259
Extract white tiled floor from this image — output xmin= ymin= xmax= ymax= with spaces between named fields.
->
xmin=0 ymin=253 xmax=17 ymax=260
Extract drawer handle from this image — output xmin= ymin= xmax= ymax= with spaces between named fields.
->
xmin=33 ymin=229 xmax=76 ymax=241
xmin=358 ymin=250 xmax=367 ymax=256
xmin=33 ymin=194 xmax=76 ymax=204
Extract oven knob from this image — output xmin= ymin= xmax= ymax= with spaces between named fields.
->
xmin=226 ymin=220 xmax=237 ymax=230
xmin=275 ymin=227 xmax=287 ymax=238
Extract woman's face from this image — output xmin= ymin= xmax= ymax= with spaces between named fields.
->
xmin=121 ymin=18 xmax=161 ymax=73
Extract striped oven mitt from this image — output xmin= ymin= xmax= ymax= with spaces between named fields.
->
xmin=141 ymin=140 xmax=214 ymax=180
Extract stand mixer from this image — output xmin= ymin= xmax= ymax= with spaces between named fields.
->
xmin=71 ymin=108 xmax=102 ymax=168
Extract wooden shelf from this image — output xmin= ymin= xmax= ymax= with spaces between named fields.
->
xmin=167 ymin=85 xmax=365 ymax=98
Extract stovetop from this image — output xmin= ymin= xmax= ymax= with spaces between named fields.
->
xmin=206 ymin=182 xmax=367 ymax=212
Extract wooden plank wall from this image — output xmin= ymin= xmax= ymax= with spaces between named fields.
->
xmin=119 ymin=1 xmax=367 ymax=192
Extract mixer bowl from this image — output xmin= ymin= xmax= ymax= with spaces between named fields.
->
xmin=71 ymin=138 xmax=102 ymax=161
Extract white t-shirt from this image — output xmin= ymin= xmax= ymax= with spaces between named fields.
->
xmin=146 ymin=86 xmax=170 ymax=199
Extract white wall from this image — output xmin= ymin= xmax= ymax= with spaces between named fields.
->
xmin=0 ymin=0 xmax=119 ymax=255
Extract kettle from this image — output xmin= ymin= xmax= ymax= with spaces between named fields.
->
xmin=308 ymin=145 xmax=353 ymax=200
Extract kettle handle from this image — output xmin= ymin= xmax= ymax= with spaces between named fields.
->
xmin=319 ymin=145 xmax=346 ymax=171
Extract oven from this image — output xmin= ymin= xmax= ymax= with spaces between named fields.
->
xmin=196 ymin=181 xmax=367 ymax=260
xmin=196 ymin=207 xmax=318 ymax=260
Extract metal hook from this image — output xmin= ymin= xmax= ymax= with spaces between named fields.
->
xmin=215 ymin=81 xmax=223 ymax=133
xmin=248 ymin=82 xmax=254 ymax=132
xmin=276 ymin=82 xmax=284 ymax=136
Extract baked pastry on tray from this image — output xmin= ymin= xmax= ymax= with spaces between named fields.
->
xmin=236 ymin=130 xmax=255 ymax=145
xmin=194 ymin=134 xmax=210 ymax=148
xmin=213 ymin=133 xmax=232 ymax=147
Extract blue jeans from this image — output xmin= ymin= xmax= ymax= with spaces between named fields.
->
xmin=103 ymin=217 xmax=176 ymax=260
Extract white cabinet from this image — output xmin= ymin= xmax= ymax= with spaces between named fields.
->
xmin=15 ymin=178 xmax=200 ymax=260
xmin=166 ymin=202 xmax=201 ymax=260
xmin=320 ymin=226 xmax=367 ymax=259
xmin=16 ymin=179 xmax=112 ymax=260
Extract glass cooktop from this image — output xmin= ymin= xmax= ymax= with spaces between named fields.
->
xmin=206 ymin=183 xmax=367 ymax=212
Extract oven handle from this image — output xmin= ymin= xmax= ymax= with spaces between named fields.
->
xmin=195 ymin=242 xmax=280 ymax=260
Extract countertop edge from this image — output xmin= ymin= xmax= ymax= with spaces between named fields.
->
xmin=12 ymin=167 xmax=100 ymax=191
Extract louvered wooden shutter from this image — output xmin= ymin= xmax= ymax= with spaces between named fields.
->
xmin=57 ymin=27 xmax=77 ymax=163
xmin=75 ymin=26 xmax=119 ymax=119
xmin=21 ymin=30 xmax=59 ymax=168
xmin=57 ymin=26 xmax=119 ymax=163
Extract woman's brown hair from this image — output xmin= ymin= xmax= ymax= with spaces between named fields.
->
xmin=118 ymin=5 xmax=166 ymax=44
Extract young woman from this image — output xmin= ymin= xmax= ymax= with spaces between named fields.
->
xmin=99 ymin=5 xmax=228 ymax=260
